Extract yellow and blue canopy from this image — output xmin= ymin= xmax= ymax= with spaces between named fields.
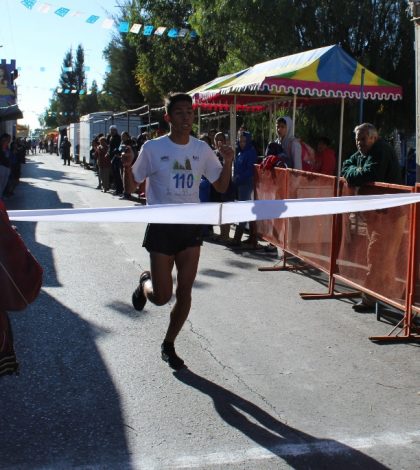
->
xmin=191 ymin=44 xmax=402 ymax=104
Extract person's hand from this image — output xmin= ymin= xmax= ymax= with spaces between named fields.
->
xmin=219 ymin=144 xmax=234 ymax=164
xmin=121 ymin=146 xmax=134 ymax=168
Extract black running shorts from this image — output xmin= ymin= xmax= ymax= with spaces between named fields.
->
xmin=142 ymin=223 xmax=203 ymax=256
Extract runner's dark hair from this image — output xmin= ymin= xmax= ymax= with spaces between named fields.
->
xmin=165 ymin=92 xmax=193 ymax=115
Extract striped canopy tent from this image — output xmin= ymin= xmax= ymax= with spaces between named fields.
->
xmin=189 ymin=69 xmax=268 ymax=114
xmin=192 ymin=44 xmax=402 ymax=103
xmin=190 ymin=44 xmax=402 ymax=170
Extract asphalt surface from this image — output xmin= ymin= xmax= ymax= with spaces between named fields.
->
xmin=0 ymin=152 xmax=419 ymax=470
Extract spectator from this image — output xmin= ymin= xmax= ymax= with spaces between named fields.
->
xmin=5 ymin=139 xmax=20 ymax=196
xmin=207 ymin=128 xmax=217 ymax=149
xmin=275 ymin=116 xmax=302 ymax=169
xmin=107 ymin=125 xmax=122 ymax=196
xmin=213 ymin=131 xmax=235 ymax=243
xmin=263 ymin=140 xmax=289 ymax=168
xmin=342 ymin=122 xmax=404 ymax=312
xmin=95 ymin=137 xmax=111 ymax=193
xmin=90 ymin=134 xmax=103 ymax=188
xmin=198 ymin=133 xmax=214 ymax=238
xmin=405 ymin=147 xmax=416 ymax=186
xmin=119 ymin=131 xmax=134 ymax=200
xmin=315 ymin=136 xmax=336 ymax=176
xmin=231 ymin=130 xmax=258 ymax=247
xmin=60 ymin=136 xmax=71 ymax=166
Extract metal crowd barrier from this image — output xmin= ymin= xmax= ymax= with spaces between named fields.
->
xmin=254 ymin=166 xmax=420 ymax=342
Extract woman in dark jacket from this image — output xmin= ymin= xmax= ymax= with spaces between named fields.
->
xmin=232 ymin=131 xmax=258 ymax=246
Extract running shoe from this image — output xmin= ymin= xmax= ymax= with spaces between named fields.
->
xmin=161 ymin=341 xmax=185 ymax=370
xmin=132 ymin=271 xmax=151 ymax=311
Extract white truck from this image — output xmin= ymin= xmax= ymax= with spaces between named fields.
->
xmin=67 ymin=122 xmax=80 ymax=163
xmin=79 ymin=112 xmax=144 ymax=167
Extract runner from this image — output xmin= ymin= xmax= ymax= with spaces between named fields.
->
xmin=122 ymin=92 xmax=234 ymax=369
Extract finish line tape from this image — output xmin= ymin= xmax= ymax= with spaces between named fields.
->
xmin=7 ymin=193 xmax=420 ymax=225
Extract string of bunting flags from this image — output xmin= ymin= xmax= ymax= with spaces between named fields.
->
xmin=54 ymin=88 xmax=112 ymax=96
xmin=20 ymin=0 xmax=198 ymax=38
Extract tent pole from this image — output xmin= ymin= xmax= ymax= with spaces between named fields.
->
xmin=197 ymin=107 xmax=201 ymax=137
xmin=230 ymin=96 xmax=237 ymax=148
xmin=337 ymin=97 xmax=345 ymax=184
xmin=359 ymin=68 xmax=365 ymax=124
xmin=292 ymin=94 xmax=297 ymax=135
xmin=262 ymin=114 xmax=264 ymax=152
xmin=268 ymin=103 xmax=273 ymax=142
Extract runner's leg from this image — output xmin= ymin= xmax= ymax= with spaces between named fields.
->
xmin=164 ymin=245 xmax=201 ymax=343
xmin=143 ymin=252 xmax=175 ymax=306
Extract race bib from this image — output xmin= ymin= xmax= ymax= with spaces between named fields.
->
xmin=170 ymin=169 xmax=195 ymax=195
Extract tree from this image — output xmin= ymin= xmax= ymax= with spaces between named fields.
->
xmin=190 ymin=0 xmax=298 ymax=74
xmin=101 ymin=24 xmax=145 ymax=110
xmin=44 ymin=44 xmax=88 ymax=126
xmin=41 ymin=96 xmax=59 ymax=129
xmin=190 ymin=0 xmax=414 ymax=140
xmin=117 ymin=0 xmax=223 ymax=104
xmin=56 ymin=48 xmax=79 ymax=125
xmin=79 ymin=80 xmax=100 ymax=116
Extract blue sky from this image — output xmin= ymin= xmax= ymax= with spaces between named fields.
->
xmin=0 ymin=0 xmax=120 ymax=129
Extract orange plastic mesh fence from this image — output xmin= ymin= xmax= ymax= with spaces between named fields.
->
xmin=284 ymin=170 xmax=336 ymax=273
xmin=411 ymin=184 xmax=420 ymax=311
xmin=336 ymin=180 xmax=412 ymax=309
xmin=254 ymin=166 xmax=287 ymax=248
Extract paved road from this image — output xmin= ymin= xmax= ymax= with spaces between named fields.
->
xmin=1 ymin=153 xmax=419 ymax=469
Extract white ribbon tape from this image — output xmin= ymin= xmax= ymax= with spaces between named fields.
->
xmin=7 ymin=193 xmax=420 ymax=225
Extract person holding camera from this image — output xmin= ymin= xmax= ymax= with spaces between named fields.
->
xmin=119 ymin=131 xmax=134 ymax=200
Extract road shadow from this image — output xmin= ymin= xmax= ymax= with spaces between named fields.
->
xmin=1 ymin=160 xmax=132 ymax=468
xmin=173 ymin=369 xmax=388 ymax=469
xmin=0 ymin=290 xmax=133 ymax=469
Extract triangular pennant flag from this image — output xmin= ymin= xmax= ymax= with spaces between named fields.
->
xmin=37 ymin=2 xmax=51 ymax=13
xmin=55 ymin=7 xmax=70 ymax=17
xmin=86 ymin=15 xmax=100 ymax=24
xmin=40 ymin=67 xmax=46 ymax=72
xmin=21 ymin=0 xmax=37 ymax=9
xmin=101 ymin=18 xmax=114 ymax=29
xmin=130 ymin=23 xmax=142 ymax=34
xmin=119 ymin=22 xmax=129 ymax=33
xmin=190 ymin=31 xmax=198 ymax=39
xmin=154 ymin=26 xmax=166 ymax=36
xmin=178 ymin=28 xmax=188 ymax=38
xmin=83 ymin=66 xmax=90 ymax=72
xmin=143 ymin=25 xmax=154 ymax=36
xmin=167 ymin=28 xmax=178 ymax=38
